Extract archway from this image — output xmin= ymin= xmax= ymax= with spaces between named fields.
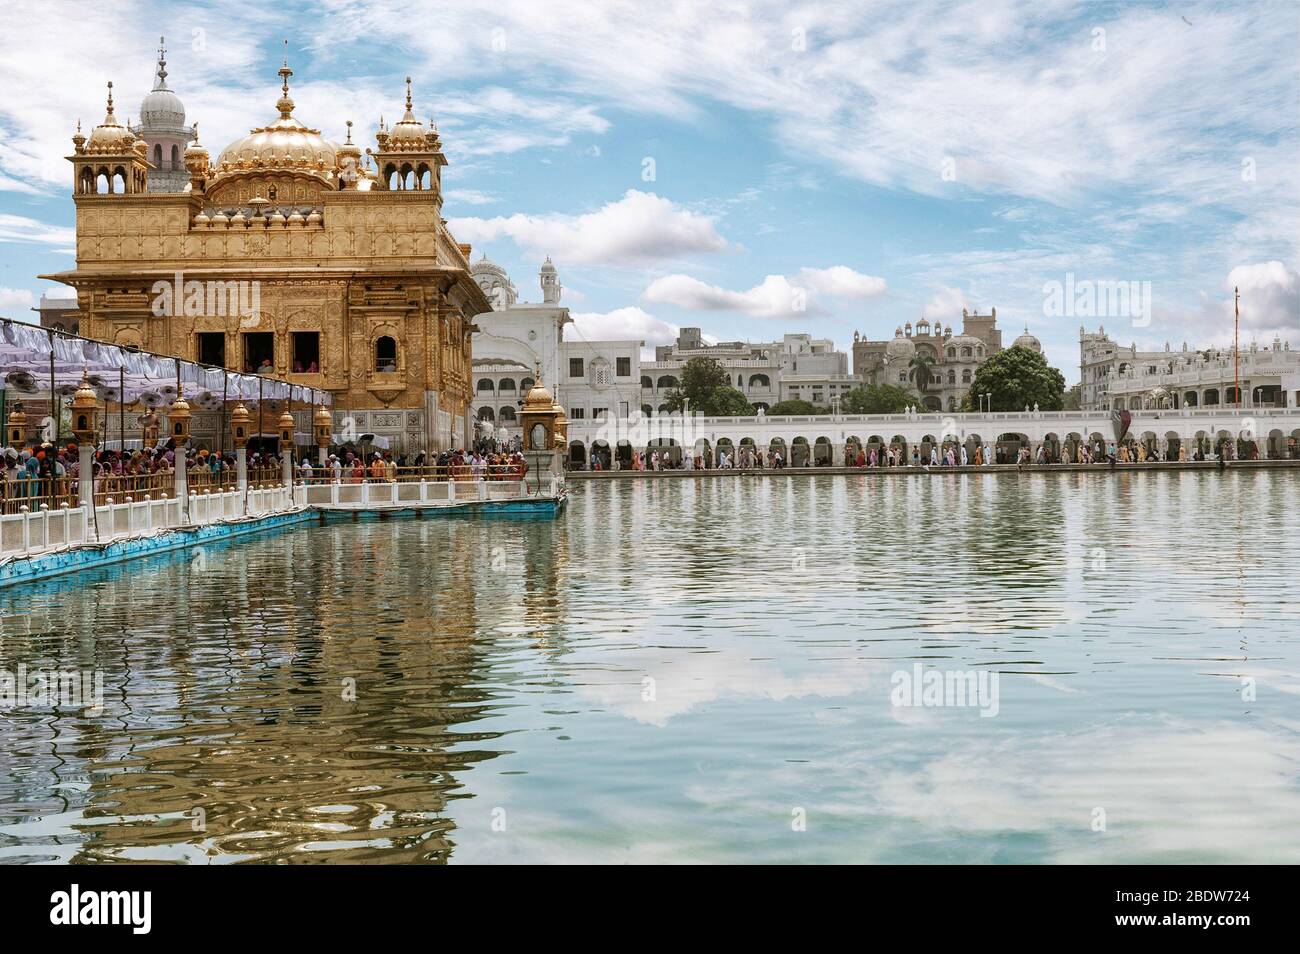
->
xmin=568 ymin=440 xmax=587 ymax=469
xmin=647 ymin=437 xmax=681 ymax=466
xmin=791 ymin=436 xmax=810 ymax=467
xmin=890 ymin=434 xmax=909 ymax=464
xmin=768 ymin=437 xmax=787 ymax=467
xmin=813 ymin=436 xmax=833 ymax=466
xmin=845 ymin=436 xmax=863 ymax=465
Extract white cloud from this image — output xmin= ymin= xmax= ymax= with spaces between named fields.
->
xmin=1225 ymin=261 xmax=1300 ymax=332
xmin=0 ymin=287 xmax=34 ymax=311
xmin=449 ymin=190 xmax=728 ymax=266
xmin=797 ymin=265 xmax=887 ymax=299
xmin=445 ymin=188 xmax=498 ymax=206
xmin=568 ymin=306 xmax=677 ymax=350
xmin=0 ymin=213 xmax=76 ymax=249
xmin=642 ymin=273 xmax=818 ymax=318
xmin=924 ymin=284 xmax=970 ymax=319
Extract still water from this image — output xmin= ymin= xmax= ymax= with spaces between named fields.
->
xmin=1 ymin=471 xmax=1298 ymax=864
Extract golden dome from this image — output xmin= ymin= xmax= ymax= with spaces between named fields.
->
xmin=212 ymin=57 xmax=339 ymax=185
xmin=84 ymin=82 xmax=138 ymax=155
xmin=523 ymin=377 xmax=555 ymax=409
xmin=383 ymin=77 xmax=436 ymax=153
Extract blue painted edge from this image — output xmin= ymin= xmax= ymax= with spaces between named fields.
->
xmin=0 ymin=495 xmax=566 ymax=589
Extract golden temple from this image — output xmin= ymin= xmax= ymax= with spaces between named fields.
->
xmin=41 ymin=49 xmax=489 ymax=452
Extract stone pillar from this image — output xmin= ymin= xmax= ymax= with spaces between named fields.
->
xmin=175 ymin=451 xmax=189 ymax=524
xmin=236 ymin=447 xmax=248 ymax=515
xmin=79 ymin=443 xmax=96 ymax=541
xmin=282 ymin=446 xmax=293 ymax=490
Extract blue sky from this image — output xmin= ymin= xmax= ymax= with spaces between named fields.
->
xmin=1 ymin=0 xmax=1297 ymax=384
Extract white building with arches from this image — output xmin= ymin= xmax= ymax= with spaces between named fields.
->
xmin=563 ymin=406 xmax=1300 ymax=468
xmin=469 ymin=257 xmax=644 ymax=446
xmin=1082 ymin=326 xmax=1300 ymax=411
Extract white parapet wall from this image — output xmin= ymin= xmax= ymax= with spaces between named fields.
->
xmin=0 ymin=478 xmax=543 ymax=585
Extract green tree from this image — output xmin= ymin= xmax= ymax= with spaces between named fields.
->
xmin=840 ymin=383 xmax=915 ymax=414
xmin=767 ymin=399 xmax=822 ymax=416
xmin=663 ymin=357 xmax=755 ymax=416
xmin=1062 ymin=383 xmax=1082 ymax=411
xmin=908 ymin=353 xmax=937 ymax=392
xmin=968 ymin=345 xmax=1067 ymax=412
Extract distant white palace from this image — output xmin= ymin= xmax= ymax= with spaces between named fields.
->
xmin=646 ymin=328 xmax=855 ymax=413
xmin=1080 ymin=326 xmax=1300 ymax=411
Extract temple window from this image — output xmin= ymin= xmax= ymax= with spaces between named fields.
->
xmin=243 ymin=332 xmax=274 ymax=373
xmin=292 ymin=331 xmax=320 ymax=372
xmin=197 ymin=332 xmax=226 ymax=367
xmin=374 ymin=335 xmax=398 ymax=372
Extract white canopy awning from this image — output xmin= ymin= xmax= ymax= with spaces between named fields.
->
xmin=1 ymin=317 xmax=333 ymax=406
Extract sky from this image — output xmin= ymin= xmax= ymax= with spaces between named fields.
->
xmin=0 ymin=0 xmax=1297 ymax=384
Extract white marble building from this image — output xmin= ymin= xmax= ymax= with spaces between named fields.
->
xmin=1081 ymin=326 xmax=1300 ymax=410
xmin=645 ymin=328 xmax=854 ymax=412
xmin=469 ymin=257 xmax=644 ymax=449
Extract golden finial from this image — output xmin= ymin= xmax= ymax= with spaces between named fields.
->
xmin=106 ymin=81 xmax=115 ymax=115
xmin=345 ymin=119 xmax=353 ymax=144
xmin=405 ymin=75 xmax=413 ymax=110
xmin=276 ymin=41 xmax=295 ymax=118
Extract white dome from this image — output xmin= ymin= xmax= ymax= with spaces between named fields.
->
xmin=137 ymin=41 xmax=189 ymax=133
xmin=1013 ymin=330 xmax=1042 ymax=352
xmin=886 ymin=334 xmax=916 ymax=358
xmin=140 ymin=87 xmax=185 ymax=129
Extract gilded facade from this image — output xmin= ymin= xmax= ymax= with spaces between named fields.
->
xmin=41 ymin=54 xmax=489 ymax=452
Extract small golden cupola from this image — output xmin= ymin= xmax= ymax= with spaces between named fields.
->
xmin=277 ymin=407 xmax=296 ymax=448
xmin=168 ymin=390 xmax=192 ymax=444
xmin=368 ymin=76 xmax=446 ymax=203
xmin=71 ymin=82 xmax=151 ymax=195
xmin=184 ymin=122 xmax=210 ymax=194
xmin=7 ymin=400 xmax=28 ymax=447
xmin=520 ymin=370 xmax=563 ymax=451
xmin=313 ymin=405 xmax=333 ymax=447
xmin=230 ymin=402 xmax=252 ymax=449
xmin=71 ymin=372 xmax=99 ymax=444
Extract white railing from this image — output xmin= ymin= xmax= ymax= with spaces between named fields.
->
xmin=0 ymin=485 xmax=297 ymax=559
xmin=300 ymin=478 xmax=531 ymax=509
xmin=0 ymin=479 xmax=539 ymax=561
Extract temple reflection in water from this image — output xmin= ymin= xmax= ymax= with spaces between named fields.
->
xmin=0 ymin=516 xmax=567 ymax=863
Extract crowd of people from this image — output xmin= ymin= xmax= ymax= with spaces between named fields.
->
xmin=1 ymin=440 xmax=528 ymax=512
xmin=573 ymin=438 xmax=1267 ymax=472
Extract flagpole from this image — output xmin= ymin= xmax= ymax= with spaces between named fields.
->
xmin=1234 ymin=286 xmax=1241 ymax=408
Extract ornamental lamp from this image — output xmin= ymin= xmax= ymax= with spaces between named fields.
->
xmin=168 ymin=391 xmax=192 ymax=445
xmin=313 ymin=404 xmax=332 ymax=447
xmin=278 ymin=408 xmax=295 ymax=448
xmin=7 ymin=401 xmax=28 ymax=447
xmin=71 ymin=372 xmax=98 ymax=444
xmin=230 ymin=402 xmax=251 ymax=448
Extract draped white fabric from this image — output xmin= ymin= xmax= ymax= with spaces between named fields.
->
xmin=1 ymin=318 xmax=332 ymax=406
